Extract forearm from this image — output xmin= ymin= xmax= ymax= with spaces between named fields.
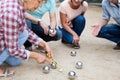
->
xmin=25 ymin=12 xmax=41 ymax=23
xmin=38 ymin=40 xmax=48 ymax=49
xmin=50 ymin=20 xmax=57 ymax=29
xmin=63 ymin=24 xmax=77 ymax=36
xmin=98 ymin=19 xmax=108 ymax=27
xmin=29 ymin=52 xmax=38 ymax=59
xmin=50 ymin=12 xmax=57 ymax=29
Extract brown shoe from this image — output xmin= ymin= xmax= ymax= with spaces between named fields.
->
xmin=73 ymin=43 xmax=80 ymax=49
xmin=113 ymin=43 xmax=120 ymax=50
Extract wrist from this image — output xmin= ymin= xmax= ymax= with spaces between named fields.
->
xmin=29 ymin=52 xmax=38 ymax=59
xmin=37 ymin=19 xmax=41 ymax=24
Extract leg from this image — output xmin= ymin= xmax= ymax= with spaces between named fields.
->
xmin=44 ymin=27 xmax=62 ymax=41
xmin=24 ymin=40 xmax=32 ymax=51
xmin=72 ymin=15 xmax=86 ymax=36
xmin=5 ymin=30 xmax=29 ymax=66
xmin=32 ymin=24 xmax=62 ymax=41
xmin=0 ymin=48 xmax=21 ymax=66
xmin=61 ymin=28 xmax=73 ymax=44
xmin=97 ymin=24 xmax=120 ymax=43
xmin=61 ymin=15 xmax=86 ymax=44
xmin=24 ymin=20 xmax=32 ymax=49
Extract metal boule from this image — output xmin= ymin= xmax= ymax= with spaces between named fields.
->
xmin=51 ymin=62 xmax=57 ymax=69
xmin=70 ymin=51 xmax=77 ymax=56
xmin=49 ymin=29 xmax=54 ymax=34
xmin=42 ymin=65 xmax=50 ymax=73
xmin=75 ymin=61 xmax=83 ymax=69
xmin=68 ymin=71 xmax=76 ymax=80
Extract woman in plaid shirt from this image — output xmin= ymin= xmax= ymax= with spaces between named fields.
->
xmin=0 ymin=0 xmax=52 ymax=77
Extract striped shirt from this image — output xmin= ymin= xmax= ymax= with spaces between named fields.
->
xmin=0 ymin=0 xmax=42 ymax=60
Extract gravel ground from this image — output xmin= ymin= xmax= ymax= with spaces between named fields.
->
xmin=1 ymin=4 xmax=120 ymax=80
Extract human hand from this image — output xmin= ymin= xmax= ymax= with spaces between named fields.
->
xmin=36 ymin=53 xmax=51 ymax=64
xmin=29 ymin=52 xmax=51 ymax=64
xmin=38 ymin=20 xmax=49 ymax=35
xmin=73 ymin=34 xmax=79 ymax=44
xmin=66 ymin=21 xmax=72 ymax=26
xmin=38 ymin=40 xmax=53 ymax=58
xmin=48 ymin=29 xmax=56 ymax=37
xmin=92 ymin=23 xmax=102 ymax=36
xmin=45 ymin=45 xmax=53 ymax=58
xmin=65 ymin=18 xmax=72 ymax=26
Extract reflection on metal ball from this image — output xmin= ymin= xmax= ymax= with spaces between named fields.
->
xmin=70 ymin=51 xmax=77 ymax=56
xmin=49 ymin=29 xmax=54 ymax=34
xmin=42 ymin=65 xmax=50 ymax=73
xmin=51 ymin=62 xmax=57 ymax=69
xmin=68 ymin=71 xmax=76 ymax=80
xmin=75 ymin=61 xmax=83 ymax=69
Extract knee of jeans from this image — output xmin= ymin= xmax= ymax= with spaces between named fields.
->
xmin=7 ymin=59 xmax=22 ymax=67
xmin=67 ymin=39 xmax=73 ymax=44
xmin=100 ymin=27 xmax=108 ymax=34
xmin=63 ymin=37 xmax=73 ymax=44
xmin=74 ymin=15 xmax=86 ymax=23
xmin=55 ymin=29 xmax=62 ymax=40
xmin=97 ymin=27 xmax=108 ymax=38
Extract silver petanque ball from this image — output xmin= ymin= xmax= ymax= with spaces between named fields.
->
xmin=49 ymin=29 xmax=54 ymax=34
xmin=42 ymin=65 xmax=50 ymax=73
xmin=75 ymin=61 xmax=83 ymax=69
xmin=51 ymin=62 xmax=57 ymax=69
xmin=70 ymin=51 xmax=77 ymax=56
xmin=68 ymin=71 xmax=76 ymax=80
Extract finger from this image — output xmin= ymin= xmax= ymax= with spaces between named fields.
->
xmin=74 ymin=39 xmax=77 ymax=44
xmin=91 ymin=25 xmax=95 ymax=27
xmin=73 ymin=39 xmax=75 ymax=44
xmin=37 ymin=58 xmax=46 ymax=64
xmin=45 ymin=57 xmax=52 ymax=64
xmin=46 ymin=53 xmax=52 ymax=58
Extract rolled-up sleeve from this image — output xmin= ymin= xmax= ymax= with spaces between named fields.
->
xmin=26 ymin=27 xmax=43 ymax=46
xmin=49 ymin=0 xmax=56 ymax=13
xmin=102 ymin=4 xmax=110 ymax=21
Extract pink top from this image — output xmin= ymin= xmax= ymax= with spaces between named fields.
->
xmin=59 ymin=0 xmax=88 ymax=27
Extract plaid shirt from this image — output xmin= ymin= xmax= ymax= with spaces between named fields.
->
xmin=0 ymin=0 xmax=42 ymax=60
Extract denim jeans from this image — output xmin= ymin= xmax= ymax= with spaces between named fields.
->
xmin=0 ymin=30 xmax=28 ymax=66
xmin=97 ymin=24 xmax=120 ymax=43
xmin=61 ymin=15 xmax=86 ymax=44
xmin=24 ymin=19 xmax=62 ymax=48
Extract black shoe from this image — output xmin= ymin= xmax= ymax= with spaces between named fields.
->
xmin=113 ymin=42 xmax=120 ymax=50
xmin=25 ymin=46 xmax=32 ymax=51
xmin=61 ymin=39 xmax=68 ymax=44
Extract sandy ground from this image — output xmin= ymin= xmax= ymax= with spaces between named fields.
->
xmin=1 ymin=4 xmax=120 ymax=80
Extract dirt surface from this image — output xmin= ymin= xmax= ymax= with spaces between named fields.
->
xmin=1 ymin=5 xmax=120 ymax=80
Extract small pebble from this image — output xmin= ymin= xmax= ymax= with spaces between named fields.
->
xmin=59 ymin=68 xmax=63 ymax=72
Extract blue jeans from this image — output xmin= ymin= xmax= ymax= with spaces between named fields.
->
xmin=61 ymin=15 xmax=86 ymax=44
xmin=24 ymin=20 xmax=62 ymax=48
xmin=97 ymin=24 xmax=120 ymax=43
xmin=0 ymin=30 xmax=28 ymax=66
